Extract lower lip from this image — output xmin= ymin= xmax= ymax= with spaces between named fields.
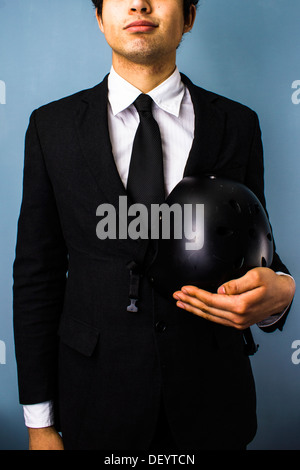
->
xmin=126 ymin=25 xmax=157 ymax=32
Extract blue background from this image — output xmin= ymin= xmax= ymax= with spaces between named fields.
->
xmin=0 ymin=0 xmax=299 ymax=450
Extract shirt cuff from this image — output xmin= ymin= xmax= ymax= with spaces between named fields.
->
xmin=23 ymin=400 xmax=55 ymax=428
xmin=257 ymin=272 xmax=294 ymax=328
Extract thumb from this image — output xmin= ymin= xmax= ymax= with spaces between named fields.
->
xmin=218 ymin=271 xmax=254 ymax=295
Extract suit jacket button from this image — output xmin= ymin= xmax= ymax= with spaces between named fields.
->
xmin=155 ymin=321 xmax=167 ymax=333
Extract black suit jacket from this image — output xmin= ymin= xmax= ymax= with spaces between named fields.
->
xmin=13 ymin=74 xmax=291 ymax=450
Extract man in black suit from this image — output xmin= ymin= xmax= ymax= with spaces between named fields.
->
xmin=13 ymin=0 xmax=295 ymax=450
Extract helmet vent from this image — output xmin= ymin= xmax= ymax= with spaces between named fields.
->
xmin=229 ymin=199 xmax=242 ymax=214
xmin=216 ymin=226 xmax=234 ymax=237
xmin=254 ymin=203 xmax=260 ymax=214
xmin=234 ymin=256 xmax=244 ymax=269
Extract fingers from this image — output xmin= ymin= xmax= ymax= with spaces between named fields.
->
xmin=175 ymin=284 xmax=262 ymax=314
xmin=175 ymin=299 xmax=238 ymax=328
xmin=173 ymin=289 xmax=245 ymax=328
xmin=173 ymin=287 xmax=259 ymax=329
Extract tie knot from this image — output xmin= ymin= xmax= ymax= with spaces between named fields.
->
xmin=134 ymin=94 xmax=153 ymax=115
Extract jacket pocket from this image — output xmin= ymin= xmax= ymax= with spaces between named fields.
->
xmin=58 ymin=315 xmax=100 ymax=357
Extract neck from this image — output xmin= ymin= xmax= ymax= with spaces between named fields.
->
xmin=111 ymin=53 xmax=177 ymax=93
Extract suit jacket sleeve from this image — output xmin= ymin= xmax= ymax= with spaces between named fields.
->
xmin=13 ymin=110 xmax=68 ymax=405
xmin=244 ymin=111 xmax=293 ymax=332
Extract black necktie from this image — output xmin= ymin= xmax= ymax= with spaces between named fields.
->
xmin=127 ymin=94 xmax=165 ymax=210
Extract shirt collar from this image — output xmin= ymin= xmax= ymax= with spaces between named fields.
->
xmin=108 ymin=65 xmax=185 ymax=118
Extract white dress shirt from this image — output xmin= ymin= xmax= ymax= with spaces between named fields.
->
xmin=107 ymin=65 xmax=195 ymax=197
xmin=23 ymin=66 xmax=291 ymax=428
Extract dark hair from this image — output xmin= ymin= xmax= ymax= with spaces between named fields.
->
xmin=91 ymin=0 xmax=199 ymax=22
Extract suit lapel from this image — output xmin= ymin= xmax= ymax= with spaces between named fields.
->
xmin=75 ymin=75 xmax=127 ymax=208
xmin=76 ymin=73 xmax=226 ymax=204
xmin=181 ymin=73 xmax=226 ymax=177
